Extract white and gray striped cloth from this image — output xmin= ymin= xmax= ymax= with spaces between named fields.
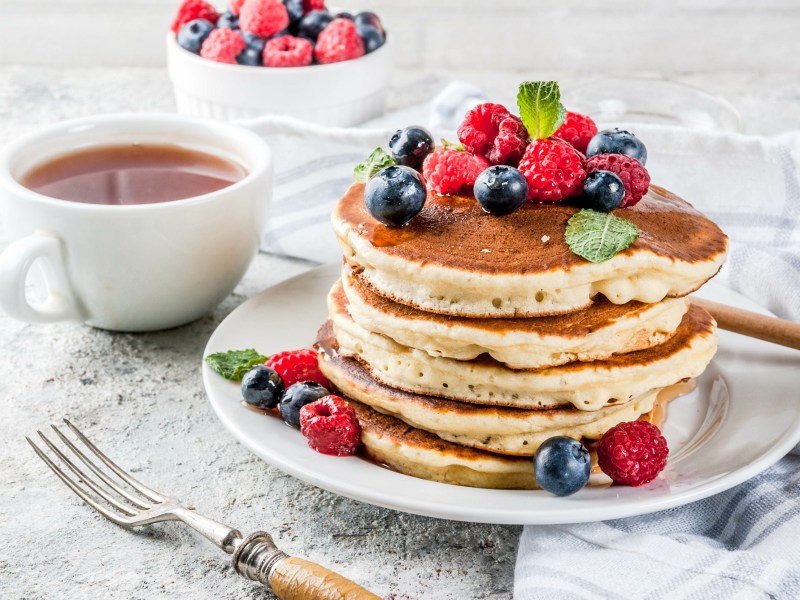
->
xmin=242 ymin=84 xmax=800 ymax=599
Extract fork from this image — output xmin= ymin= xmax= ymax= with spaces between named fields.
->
xmin=27 ymin=419 xmax=380 ymax=600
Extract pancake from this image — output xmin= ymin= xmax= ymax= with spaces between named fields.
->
xmin=351 ymin=398 xmax=538 ymax=489
xmin=326 ymin=287 xmax=717 ymax=411
xmin=341 ymin=270 xmax=689 ymax=369
xmin=318 ymin=340 xmax=664 ymax=456
xmin=332 ymin=183 xmax=728 ymax=317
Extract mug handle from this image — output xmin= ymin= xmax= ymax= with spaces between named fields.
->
xmin=0 ymin=230 xmax=82 ymax=323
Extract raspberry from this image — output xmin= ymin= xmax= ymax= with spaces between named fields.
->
xmin=457 ymin=103 xmax=529 ymax=166
xmin=517 ymin=138 xmax=586 ymax=202
xmin=596 ymin=421 xmax=669 ymax=486
xmin=171 ymin=0 xmax=220 ymax=34
xmin=314 ymin=18 xmax=365 ymax=64
xmin=200 ymin=28 xmax=246 ymax=64
xmin=300 ymin=395 xmax=361 ymax=456
xmin=553 ymin=111 xmax=598 ymax=154
xmin=302 ymin=0 xmax=326 ymax=12
xmin=230 ymin=0 xmax=246 ymax=15
xmin=239 ymin=0 xmax=290 ymax=38
xmin=262 ymin=35 xmax=313 ymax=67
xmin=266 ymin=349 xmax=330 ymax=389
xmin=422 ymin=149 xmax=490 ymax=196
xmin=585 ymin=154 xmax=650 ymax=207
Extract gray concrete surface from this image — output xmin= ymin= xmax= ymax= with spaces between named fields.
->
xmin=0 ymin=67 xmax=796 ymax=600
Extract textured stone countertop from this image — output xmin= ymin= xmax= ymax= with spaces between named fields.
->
xmin=0 ymin=67 xmax=798 ymax=600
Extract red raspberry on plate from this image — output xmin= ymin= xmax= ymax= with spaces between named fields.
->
xmin=171 ymin=0 xmax=220 ymax=34
xmin=263 ymin=35 xmax=313 ymax=67
xmin=585 ymin=153 xmax=650 ymax=207
xmin=517 ymin=138 xmax=586 ymax=202
xmin=239 ymin=0 xmax=290 ymax=38
xmin=315 ymin=18 xmax=365 ymax=64
xmin=553 ymin=111 xmax=598 ymax=154
xmin=266 ymin=349 xmax=330 ymax=389
xmin=457 ymin=103 xmax=529 ymax=166
xmin=422 ymin=149 xmax=490 ymax=195
xmin=200 ymin=28 xmax=246 ymax=64
xmin=302 ymin=0 xmax=326 ymax=12
xmin=597 ymin=421 xmax=669 ymax=486
xmin=300 ymin=395 xmax=361 ymax=456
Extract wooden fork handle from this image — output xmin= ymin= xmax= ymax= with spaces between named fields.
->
xmin=270 ymin=557 xmax=381 ymax=600
xmin=232 ymin=531 xmax=380 ymax=599
xmin=692 ymin=297 xmax=800 ymax=350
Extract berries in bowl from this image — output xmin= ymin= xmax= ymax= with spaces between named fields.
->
xmin=167 ymin=0 xmax=391 ymax=125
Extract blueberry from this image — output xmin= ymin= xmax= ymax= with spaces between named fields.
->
xmin=354 ymin=11 xmax=384 ymax=37
xmin=217 ymin=11 xmax=239 ymax=29
xmin=237 ymin=47 xmax=262 ymax=66
xmin=581 ymin=170 xmax=625 ymax=212
xmin=241 ymin=31 xmax=266 ymax=53
xmin=297 ymin=10 xmax=333 ymax=42
xmin=533 ymin=436 xmax=591 ymax=497
xmin=586 ymin=128 xmax=647 ymax=165
xmin=365 ymin=166 xmax=427 ymax=227
xmin=357 ymin=23 xmax=385 ymax=54
xmin=241 ymin=365 xmax=284 ymax=408
xmin=177 ymin=19 xmax=215 ymax=54
xmin=282 ymin=0 xmax=303 ymax=26
xmin=279 ymin=381 xmax=330 ymax=428
xmin=389 ymin=126 xmax=434 ymax=171
xmin=473 ymin=166 xmax=528 ymax=216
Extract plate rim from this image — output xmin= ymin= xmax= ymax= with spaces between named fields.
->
xmin=203 ymin=263 xmax=800 ymax=524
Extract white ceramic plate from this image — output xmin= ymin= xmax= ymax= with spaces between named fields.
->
xmin=203 ymin=264 xmax=800 ymax=524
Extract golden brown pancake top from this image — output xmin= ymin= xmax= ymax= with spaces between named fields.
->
xmin=343 ymin=269 xmax=678 ymax=337
xmin=334 ymin=183 xmax=728 ymax=274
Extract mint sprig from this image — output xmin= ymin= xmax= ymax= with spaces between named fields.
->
xmin=440 ymin=138 xmax=465 ymax=151
xmin=353 ymin=147 xmax=395 ymax=183
xmin=205 ymin=349 xmax=268 ymax=381
xmin=517 ymin=81 xmax=566 ymax=140
xmin=565 ymin=209 xmax=639 ymax=263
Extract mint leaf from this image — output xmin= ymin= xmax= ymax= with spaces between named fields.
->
xmin=517 ymin=81 xmax=567 ymax=140
xmin=440 ymin=138 xmax=465 ymax=151
xmin=565 ymin=209 xmax=639 ymax=263
xmin=353 ymin=147 xmax=395 ymax=183
xmin=205 ymin=349 xmax=267 ymax=381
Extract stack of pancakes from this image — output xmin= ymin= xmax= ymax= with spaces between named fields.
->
xmin=316 ymin=183 xmax=728 ymax=489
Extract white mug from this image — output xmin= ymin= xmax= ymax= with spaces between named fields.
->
xmin=0 ymin=113 xmax=272 ymax=331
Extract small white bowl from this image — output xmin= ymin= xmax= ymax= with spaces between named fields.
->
xmin=166 ymin=33 xmax=392 ymax=126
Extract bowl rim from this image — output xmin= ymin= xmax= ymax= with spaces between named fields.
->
xmin=166 ymin=31 xmax=390 ymax=75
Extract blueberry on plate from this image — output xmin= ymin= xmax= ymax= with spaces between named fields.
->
xmin=533 ymin=436 xmax=591 ymax=496
xmin=354 ymin=11 xmax=384 ymax=37
xmin=241 ymin=31 xmax=266 ymax=54
xmin=279 ymin=381 xmax=330 ymax=428
xmin=177 ymin=19 xmax=215 ymax=54
xmin=581 ymin=170 xmax=625 ymax=212
xmin=364 ymin=165 xmax=427 ymax=227
xmin=473 ymin=165 xmax=528 ymax=216
xmin=217 ymin=11 xmax=239 ymax=30
xmin=586 ymin=128 xmax=648 ymax=165
xmin=297 ymin=10 xmax=333 ymax=42
xmin=241 ymin=365 xmax=284 ymax=408
xmin=357 ymin=23 xmax=385 ymax=54
xmin=389 ymin=126 xmax=434 ymax=171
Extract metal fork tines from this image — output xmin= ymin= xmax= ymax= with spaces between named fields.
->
xmin=27 ymin=419 xmax=242 ymax=552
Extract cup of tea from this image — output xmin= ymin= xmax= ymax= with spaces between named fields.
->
xmin=0 ymin=113 xmax=272 ymax=331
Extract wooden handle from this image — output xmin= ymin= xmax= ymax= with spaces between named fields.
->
xmin=270 ymin=557 xmax=381 ymax=600
xmin=692 ymin=297 xmax=800 ymax=350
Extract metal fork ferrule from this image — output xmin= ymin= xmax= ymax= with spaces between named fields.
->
xmin=232 ymin=531 xmax=289 ymax=586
